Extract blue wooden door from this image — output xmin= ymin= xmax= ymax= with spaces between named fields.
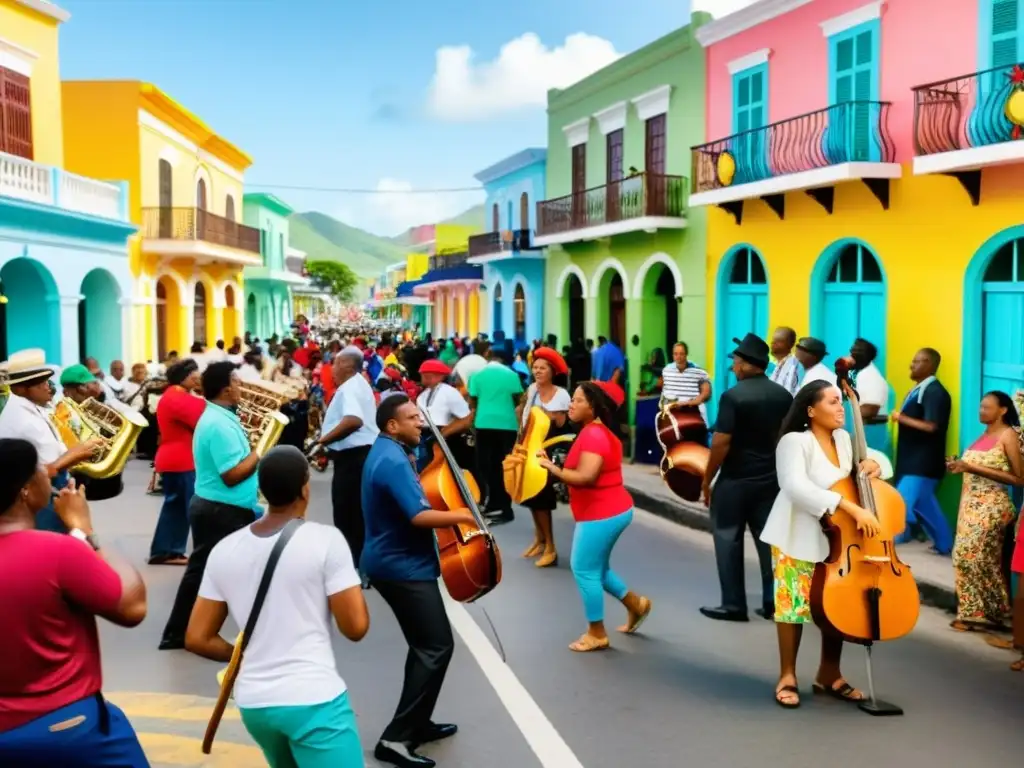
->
xmin=720 ymin=248 xmax=769 ymax=392
xmin=820 ymin=243 xmax=886 ymax=371
xmin=981 ymin=239 xmax=1024 ymax=400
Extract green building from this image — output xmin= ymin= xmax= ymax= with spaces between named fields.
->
xmin=242 ymin=193 xmax=307 ymax=339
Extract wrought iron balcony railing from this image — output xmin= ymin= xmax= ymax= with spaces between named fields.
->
xmin=141 ymin=207 xmax=261 ymax=253
xmin=427 ymin=250 xmax=470 ymax=271
xmin=691 ymin=101 xmax=895 ymax=194
xmin=468 ymin=229 xmax=534 ymax=258
xmin=913 ymin=63 xmax=1024 ymax=156
xmin=536 ymin=172 xmax=686 ymax=238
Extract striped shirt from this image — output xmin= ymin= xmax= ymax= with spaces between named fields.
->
xmin=662 ymin=363 xmax=710 ymax=425
xmin=769 ymin=355 xmax=801 ymax=396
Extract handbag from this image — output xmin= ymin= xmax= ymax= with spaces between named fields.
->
xmin=202 ymin=518 xmax=304 ymax=754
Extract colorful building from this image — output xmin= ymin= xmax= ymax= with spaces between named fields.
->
xmin=242 ymin=193 xmax=305 ymax=339
xmin=409 ymin=224 xmax=482 ymax=338
xmin=692 ymin=0 xmax=1024 ymax=515
xmin=62 ymin=80 xmax=260 ymax=364
xmin=537 ymin=13 xmax=711 ymax=415
xmin=286 ymin=246 xmax=338 ymax=319
xmin=393 ymin=248 xmax=432 ymax=332
xmin=368 ymin=261 xmax=406 ymax=322
xmin=0 ymin=0 xmax=136 ymax=369
xmin=469 ymin=148 xmax=547 ymax=346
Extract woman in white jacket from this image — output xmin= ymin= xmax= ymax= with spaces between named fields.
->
xmin=760 ymin=379 xmax=890 ymax=709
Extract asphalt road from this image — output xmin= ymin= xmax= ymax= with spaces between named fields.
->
xmin=95 ymin=460 xmax=1023 ymax=768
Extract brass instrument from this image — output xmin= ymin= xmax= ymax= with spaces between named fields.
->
xmin=502 ymin=406 xmax=575 ymax=504
xmin=128 ymin=377 xmax=168 ymax=413
xmin=238 ymin=380 xmax=290 ymax=456
xmin=51 ymin=397 xmax=148 ymax=479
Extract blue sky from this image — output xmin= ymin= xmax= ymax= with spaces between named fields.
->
xmin=58 ymin=0 xmax=714 ymax=236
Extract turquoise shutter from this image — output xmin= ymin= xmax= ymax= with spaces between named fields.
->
xmin=831 ymin=25 xmax=877 ymax=162
xmin=732 ymin=66 xmax=768 ymax=183
xmin=991 ymin=0 xmax=1020 ymax=69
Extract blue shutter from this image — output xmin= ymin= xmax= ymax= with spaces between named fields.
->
xmin=991 ymin=0 xmax=1020 ymax=68
xmin=827 ymin=20 xmax=880 ymax=164
xmin=731 ymin=65 xmax=769 ymax=183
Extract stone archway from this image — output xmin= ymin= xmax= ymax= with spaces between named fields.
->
xmin=0 ymin=257 xmax=60 ymax=364
xmin=80 ymin=268 xmax=122 ymax=369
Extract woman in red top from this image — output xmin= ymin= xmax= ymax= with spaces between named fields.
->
xmin=151 ymin=359 xmax=204 ymax=567
xmin=0 ymin=438 xmax=148 ymax=765
xmin=539 ymin=380 xmax=652 ymax=652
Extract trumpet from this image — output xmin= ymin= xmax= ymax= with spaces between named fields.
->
xmin=51 ymin=397 xmax=148 ymax=479
xmin=238 ymin=381 xmax=290 ymax=456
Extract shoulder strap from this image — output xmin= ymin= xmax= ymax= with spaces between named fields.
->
xmin=238 ymin=518 xmax=304 ymax=656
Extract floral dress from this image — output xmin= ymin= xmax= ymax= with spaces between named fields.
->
xmin=952 ymin=436 xmax=1015 ymax=625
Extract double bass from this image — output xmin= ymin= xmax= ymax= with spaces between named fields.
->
xmin=656 ymin=401 xmax=709 ymax=502
xmin=810 ymin=357 xmax=920 ymax=715
xmin=418 ymin=405 xmax=502 ymax=603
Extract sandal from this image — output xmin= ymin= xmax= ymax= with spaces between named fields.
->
xmin=775 ymin=685 xmax=800 ymax=709
xmin=619 ymin=597 xmax=653 ymax=634
xmin=985 ymin=636 xmax=1015 ymax=651
xmin=569 ymin=634 xmax=609 ymax=653
xmin=812 ymin=679 xmax=864 ymax=702
xmin=949 ymin=619 xmax=988 ymax=633
xmin=1011 ymin=657 xmax=1024 ymax=672
xmin=535 ymin=551 xmax=558 ymax=568
xmin=522 ymin=541 xmax=543 ymax=558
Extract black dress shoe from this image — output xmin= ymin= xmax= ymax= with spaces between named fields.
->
xmin=755 ymin=607 xmax=774 ymax=620
xmin=485 ymin=512 xmax=514 ymax=525
xmin=374 ymin=740 xmax=436 ymax=767
xmin=415 ymin=722 xmax=457 ymax=745
xmin=699 ymin=606 xmax=749 ymax=622
xmin=158 ymin=637 xmax=185 ymax=651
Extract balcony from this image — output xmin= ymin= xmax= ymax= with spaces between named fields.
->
xmin=912 ymin=63 xmax=1024 ymax=204
xmin=427 ymin=250 xmax=470 ymax=271
xmin=395 ymin=279 xmax=432 ymax=305
xmin=467 ymin=229 xmax=538 ymax=262
xmin=534 ymin=173 xmax=686 ymax=246
xmin=689 ymin=102 xmax=900 ymax=223
xmin=141 ymin=207 xmax=262 ymax=266
xmin=0 ymin=151 xmax=129 ymax=222
xmin=413 ymin=252 xmax=483 ymax=295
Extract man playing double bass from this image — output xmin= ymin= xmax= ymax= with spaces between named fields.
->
xmin=360 ymin=394 xmax=474 ymax=768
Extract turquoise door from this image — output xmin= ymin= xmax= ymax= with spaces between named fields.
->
xmin=731 ymin=65 xmax=770 ymax=184
xmin=981 ymin=239 xmax=1024 ymax=399
xmin=820 ymin=243 xmax=886 ymax=371
xmin=826 ymin=21 xmax=880 ymax=163
xmin=719 ymin=248 xmax=769 ymax=393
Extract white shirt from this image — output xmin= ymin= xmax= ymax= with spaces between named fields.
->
xmin=0 ymin=393 xmax=66 ymax=464
xmin=800 ymin=361 xmax=837 ymax=388
xmin=855 ymin=362 xmax=889 ymax=415
xmin=769 ymin=355 xmax=801 ymax=396
xmin=417 ymin=382 xmax=469 ymax=427
xmin=322 ymin=374 xmax=379 ymax=451
xmin=237 ymin=364 xmax=263 ymax=383
xmin=520 ymin=384 xmax=571 ymax=427
xmin=760 ymin=430 xmax=893 ymax=563
xmin=198 ymin=522 xmax=361 ymax=708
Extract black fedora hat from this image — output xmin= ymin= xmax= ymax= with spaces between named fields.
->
xmin=796 ymin=337 xmax=828 ymax=358
xmin=728 ymin=333 xmax=770 ymax=370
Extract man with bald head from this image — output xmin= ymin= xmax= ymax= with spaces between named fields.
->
xmin=317 ymin=345 xmax=380 ymax=573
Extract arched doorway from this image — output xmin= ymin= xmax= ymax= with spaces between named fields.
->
xmin=193 ymin=283 xmax=208 ymax=348
xmin=596 ymin=269 xmax=627 ymax=349
xmin=640 ymin=261 xmax=679 ymax=363
xmin=492 ymin=283 xmax=503 ymax=335
xmin=246 ymin=293 xmax=257 ymax=335
xmin=563 ymin=273 xmax=585 ymax=344
xmin=0 ymin=258 xmax=59 ymax=364
xmin=156 ymin=276 xmax=181 ymax=361
xmin=223 ymin=285 xmax=237 ymax=341
xmin=79 ymin=269 xmax=122 ymax=368
xmin=716 ymin=246 xmax=768 ymax=391
xmin=196 ymin=178 xmax=208 ymax=240
xmin=813 ymin=241 xmax=886 ymax=370
xmin=513 ymin=283 xmax=526 ymax=344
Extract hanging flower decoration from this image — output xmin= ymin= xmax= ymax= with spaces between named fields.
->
xmin=1005 ymin=64 xmax=1024 ymax=139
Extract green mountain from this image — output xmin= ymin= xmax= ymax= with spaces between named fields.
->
xmin=389 ymin=204 xmax=486 ymax=247
xmin=288 ymin=212 xmax=405 ymax=277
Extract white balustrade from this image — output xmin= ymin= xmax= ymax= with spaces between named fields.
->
xmin=0 ymin=151 xmax=51 ymax=205
xmin=58 ymin=171 xmax=122 ymax=220
xmin=0 ymin=151 xmax=126 ymax=221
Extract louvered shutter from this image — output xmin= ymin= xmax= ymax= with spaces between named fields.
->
xmin=0 ymin=67 xmax=33 ymax=160
xmin=992 ymin=0 xmax=1020 ymax=69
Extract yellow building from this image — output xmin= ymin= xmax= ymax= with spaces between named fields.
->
xmin=412 ymin=224 xmax=482 ymax=338
xmin=61 ymin=80 xmax=259 ymax=364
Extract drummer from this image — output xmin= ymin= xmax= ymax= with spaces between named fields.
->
xmin=662 ymin=342 xmax=711 ymax=425
xmin=414 ymin=359 xmax=474 ymax=474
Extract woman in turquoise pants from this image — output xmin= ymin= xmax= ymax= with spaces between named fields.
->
xmin=539 ymin=380 xmax=652 ymax=652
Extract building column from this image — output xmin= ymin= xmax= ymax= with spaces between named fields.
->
xmin=119 ymin=297 xmax=133 ymax=366
xmin=58 ymin=294 xmax=83 ymax=368
xmin=211 ymin=294 xmax=226 ymax=345
xmin=180 ymin=296 xmax=195 ymax=352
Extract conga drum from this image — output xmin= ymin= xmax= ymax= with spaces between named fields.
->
xmin=656 ymin=405 xmax=709 ymax=503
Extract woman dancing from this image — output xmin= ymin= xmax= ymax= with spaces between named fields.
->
xmin=538 ymin=380 xmax=652 ymax=652
xmin=519 ymin=347 xmax=571 ymax=568
xmin=760 ymin=380 xmax=888 ymax=708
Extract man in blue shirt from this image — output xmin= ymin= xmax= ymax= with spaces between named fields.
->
xmin=361 ymin=394 xmax=475 ymax=768
xmin=160 ymin=361 xmax=260 ymax=650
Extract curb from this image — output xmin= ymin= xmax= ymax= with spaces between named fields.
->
xmin=625 ymin=483 xmax=957 ymax=614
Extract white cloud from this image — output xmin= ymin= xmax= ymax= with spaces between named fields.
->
xmin=692 ymin=0 xmax=758 ymax=17
xmin=427 ymin=32 xmax=621 ymax=121
xmin=350 ymin=178 xmax=483 ymax=237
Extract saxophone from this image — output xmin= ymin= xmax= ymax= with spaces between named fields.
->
xmin=51 ymin=397 xmax=148 ymax=478
xmin=238 ymin=380 xmax=290 ymax=456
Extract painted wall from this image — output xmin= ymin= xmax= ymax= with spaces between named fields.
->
xmin=483 ymin=158 xmax=546 ymax=232
xmin=243 ymin=195 xmax=291 ymax=272
xmin=484 ymin=260 xmax=545 ymax=345
xmin=435 ymin=224 xmax=477 ymax=254
xmin=0 ymin=0 xmax=64 ymax=166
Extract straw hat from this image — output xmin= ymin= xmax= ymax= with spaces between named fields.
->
xmin=4 ymin=349 xmax=55 ymax=386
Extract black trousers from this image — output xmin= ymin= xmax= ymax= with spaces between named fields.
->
xmin=160 ymin=497 xmax=256 ymax=644
xmin=374 ymin=579 xmax=454 ymax=744
xmin=475 ymin=428 xmax=517 ymax=514
xmin=709 ymin=476 xmax=776 ymax=614
xmin=329 ymin=445 xmax=372 ymax=568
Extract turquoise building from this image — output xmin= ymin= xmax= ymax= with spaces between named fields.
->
xmin=470 ymin=148 xmax=548 ymax=347
xmin=242 ymin=193 xmax=306 ymax=339
xmin=0 ymin=158 xmax=136 ymax=369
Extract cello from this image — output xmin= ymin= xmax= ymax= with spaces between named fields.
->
xmin=810 ymin=357 xmax=920 ymax=716
xmin=418 ymin=404 xmax=502 ymax=603
xmin=656 ymin=402 xmax=709 ymax=503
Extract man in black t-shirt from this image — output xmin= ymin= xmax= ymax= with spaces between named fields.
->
xmin=700 ymin=334 xmax=793 ymax=623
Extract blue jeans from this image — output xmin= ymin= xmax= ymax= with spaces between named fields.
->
xmin=240 ymin=691 xmax=364 ymax=768
xmin=896 ymin=475 xmax=953 ymax=554
xmin=36 ymin=470 xmax=70 ymax=533
xmin=149 ymin=470 xmax=194 ymax=560
xmin=570 ymin=509 xmax=633 ymax=622
xmin=0 ymin=694 xmax=149 ymax=767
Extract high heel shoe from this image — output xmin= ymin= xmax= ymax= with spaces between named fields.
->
xmin=535 ymin=551 xmax=558 ymax=568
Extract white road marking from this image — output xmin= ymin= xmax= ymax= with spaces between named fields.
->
xmin=443 ymin=594 xmax=586 ymax=768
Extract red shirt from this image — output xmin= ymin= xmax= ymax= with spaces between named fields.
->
xmin=321 ymin=364 xmax=337 ymax=405
xmin=564 ymin=422 xmax=633 ymax=522
xmin=0 ymin=531 xmax=122 ymax=732
xmin=154 ymin=386 xmax=207 ymax=473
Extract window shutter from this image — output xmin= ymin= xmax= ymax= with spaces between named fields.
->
xmin=992 ymin=0 xmax=1020 ymax=68
xmin=748 ymin=71 xmax=764 ymax=128
xmin=0 ymin=67 xmax=33 ymax=160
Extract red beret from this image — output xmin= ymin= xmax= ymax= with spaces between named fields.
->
xmin=419 ymin=359 xmax=451 ymax=376
xmin=593 ymin=380 xmax=625 ymax=408
xmin=533 ymin=347 xmax=568 ymax=376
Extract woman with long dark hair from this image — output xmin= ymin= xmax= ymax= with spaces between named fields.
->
xmin=760 ymin=380 xmax=887 ymax=709
xmin=948 ymin=390 xmax=1024 ymax=633
xmin=538 ymin=380 xmax=651 ymax=652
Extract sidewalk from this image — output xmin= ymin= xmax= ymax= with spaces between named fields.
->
xmin=623 ymin=463 xmax=957 ymax=613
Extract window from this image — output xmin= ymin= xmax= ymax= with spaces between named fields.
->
xmin=492 ymin=203 xmax=499 ymax=231
xmin=196 ymin=178 xmax=207 ymax=210
xmin=731 ymin=64 xmax=768 ymax=183
xmin=571 ymin=144 xmax=587 ymax=194
xmin=158 ymin=159 xmax=173 ymax=238
xmin=606 ymin=129 xmax=624 ymax=182
xmin=0 ymin=67 xmax=32 ymax=159
xmin=278 ymin=234 xmax=284 ymax=268
xmin=514 ymin=284 xmax=526 ymax=342
xmin=225 ymin=195 xmax=235 ymax=222
xmin=987 ymin=0 xmax=1022 ymax=69
xmin=519 ymin=192 xmax=529 ymax=231
xmin=828 ymin=20 xmax=880 ymax=162
xmin=644 ymin=115 xmax=666 ymax=175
